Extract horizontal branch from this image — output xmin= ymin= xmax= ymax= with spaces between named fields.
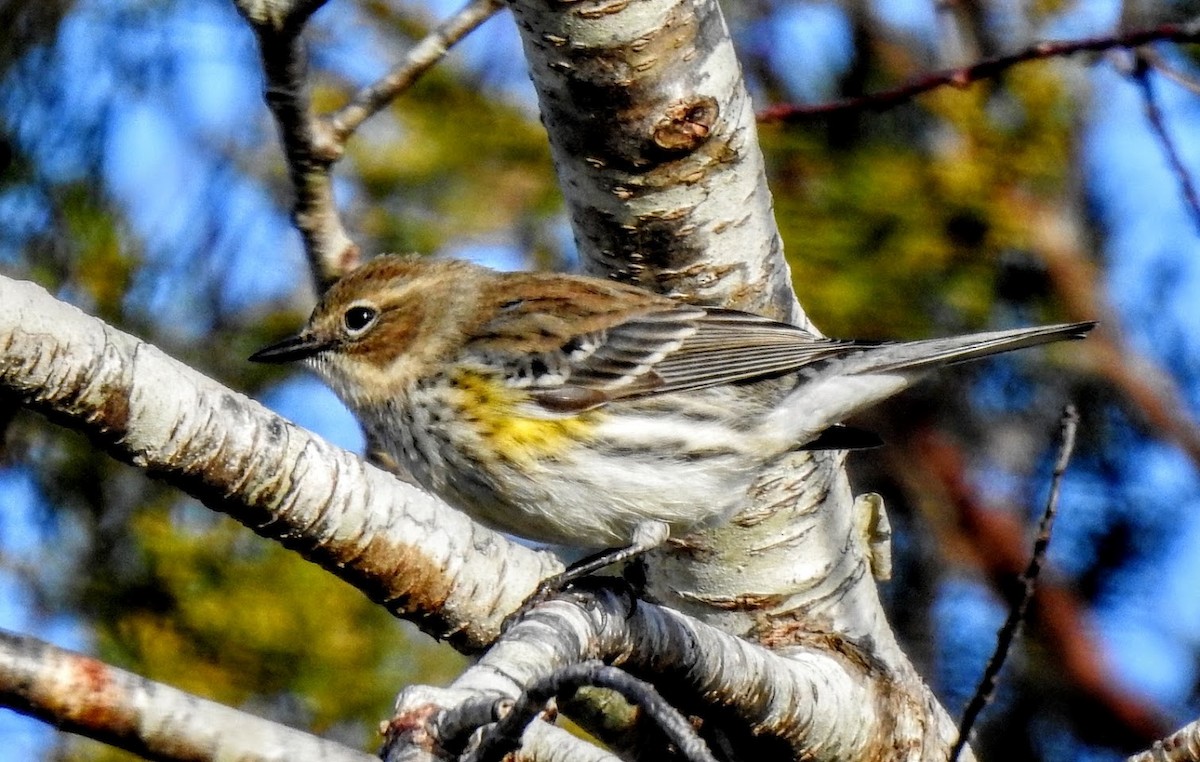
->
xmin=759 ymin=20 xmax=1200 ymax=122
xmin=0 ymin=629 xmax=374 ymax=762
xmin=0 ymin=275 xmax=561 ymax=651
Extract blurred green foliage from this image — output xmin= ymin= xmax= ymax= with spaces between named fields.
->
xmin=105 ymin=510 xmax=462 ymax=729
xmin=767 ymin=67 xmax=1076 ymax=339
xmin=328 ymin=64 xmax=560 ymax=257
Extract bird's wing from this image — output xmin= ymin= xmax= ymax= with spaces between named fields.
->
xmin=642 ymin=309 xmax=871 ymax=395
xmin=468 ymin=291 xmax=868 ymax=414
xmin=468 ymin=283 xmax=1093 ymax=417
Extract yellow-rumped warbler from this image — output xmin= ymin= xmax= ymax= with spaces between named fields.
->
xmin=251 ymin=254 xmax=1092 ymax=559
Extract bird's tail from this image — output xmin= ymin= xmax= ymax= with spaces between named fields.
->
xmin=760 ymin=321 xmax=1095 ymax=452
xmin=842 ymin=321 xmax=1096 ymax=376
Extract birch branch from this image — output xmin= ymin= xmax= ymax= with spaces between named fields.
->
xmin=234 ymin=0 xmax=501 ymax=287
xmin=0 ymin=629 xmax=375 ymax=762
xmin=327 ymin=0 xmax=504 ymax=142
xmin=0 ymin=274 xmax=559 ymax=652
xmin=2 ymin=274 xmax=964 ymax=760
xmin=235 ymin=0 xmax=359 ymax=288
xmin=506 ymin=0 xmax=802 ymax=323
xmin=383 ymin=589 xmax=972 ymax=762
xmin=503 ymin=0 xmax=908 ymax=692
xmin=1129 ymin=717 xmax=1200 ymax=762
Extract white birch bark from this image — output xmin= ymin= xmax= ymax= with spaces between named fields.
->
xmin=0 ymin=275 xmax=557 ymax=652
xmin=505 ymin=0 xmax=916 ymax=691
xmin=0 ymin=630 xmax=374 ymax=762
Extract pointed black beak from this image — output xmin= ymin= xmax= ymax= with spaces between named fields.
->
xmin=248 ymin=333 xmax=333 ymax=364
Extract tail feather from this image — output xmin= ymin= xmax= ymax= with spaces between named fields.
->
xmin=758 ymin=320 xmax=1096 ymax=452
xmin=854 ymin=321 xmax=1096 ymax=376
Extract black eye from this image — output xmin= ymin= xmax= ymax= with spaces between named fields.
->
xmin=343 ymin=305 xmax=378 ymax=334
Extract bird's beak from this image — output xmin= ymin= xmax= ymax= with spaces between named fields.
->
xmin=248 ymin=333 xmax=333 ymax=364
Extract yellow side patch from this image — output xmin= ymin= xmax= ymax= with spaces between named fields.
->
xmin=449 ymin=370 xmax=597 ymax=464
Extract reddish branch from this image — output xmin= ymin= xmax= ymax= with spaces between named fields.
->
xmin=759 ymin=21 xmax=1200 ymax=122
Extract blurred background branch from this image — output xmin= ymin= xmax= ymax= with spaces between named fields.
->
xmin=759 ymin=20 xmax=1200 ymax=122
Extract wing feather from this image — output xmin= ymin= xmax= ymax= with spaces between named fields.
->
xmin=642 ymin=314 xmax=871 ymax=395
xmin=465 ymin=282 xmax=1090 ymax=417
xmin=470 ymin=289 xmax=868 ymax=412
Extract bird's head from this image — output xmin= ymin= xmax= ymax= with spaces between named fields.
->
xmin=250 ymin=255 xmax=485 ymax=408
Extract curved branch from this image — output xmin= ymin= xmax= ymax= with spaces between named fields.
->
xmin=384 ymin=589 xmax=972 ymax=761
xmin=0 ymin=629 xmax=374 ymax=762
xmin=234 ymin=0 xmax=504 ymax=287
xmin=235 ymin=0 xmax=359 ymax=288
xmin=469 ymin=661 xmax=717 ymax=762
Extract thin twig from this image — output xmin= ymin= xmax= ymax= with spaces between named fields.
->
xmin=236 ymin=0 xmax=359 ymax=287
xmin=758 ymin=21 xmax=1200 ymax=122
xmin=328 ymin=0 xmax=504 ymax=142
xmin=949 ymin=405 xmax=1080 ymax=762
xmin=234 ymin=0 xmax=501 ymax=287
xmin=1140 ymin=47 xmax=1200 ymax=97
xmin=468 ymin=660 xmax=718 ymax=762
xmin=1132 ymin=56 xmax=1200 ymax=235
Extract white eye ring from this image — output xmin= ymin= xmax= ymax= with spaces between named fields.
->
xmin=342 ymin=304 xmax=378 ymax=336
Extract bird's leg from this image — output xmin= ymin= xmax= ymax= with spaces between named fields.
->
xmin=502 ymin=522 xmax=668 ymax=633
xmin=546 ymin=521 xmax=670 ymax=592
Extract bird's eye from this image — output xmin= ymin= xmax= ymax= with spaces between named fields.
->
xmin=343 ymin=305 xmax=378 ymax=335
